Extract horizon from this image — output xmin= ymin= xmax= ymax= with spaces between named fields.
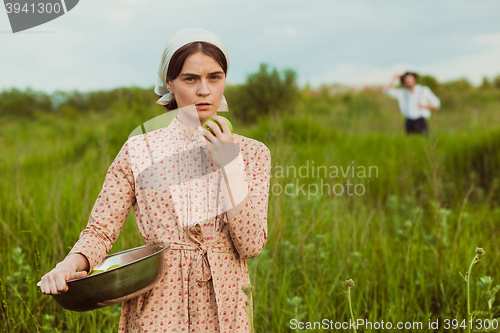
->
xmin=2 ymin=68 xmax=499 ymax=96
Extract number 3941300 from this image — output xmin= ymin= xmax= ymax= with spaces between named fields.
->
xmin=5 ymin=2 xmax=62 ymax=14
xmin=443 ymin=318 xmax=499 ymax=330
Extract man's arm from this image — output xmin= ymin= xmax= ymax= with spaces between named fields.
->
xmin=419 ymin=104 xmax=438 ymax=111
xmin=383 ymin=74 xmax=404 ymax=101
xmin=418 ymin=86 xmax=441 ymax=111
xmin=385 ymin=74 xmax=402 ymax=91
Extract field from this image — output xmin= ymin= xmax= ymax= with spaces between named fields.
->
xmin=1 ymin=82 xmax=500 ymax=332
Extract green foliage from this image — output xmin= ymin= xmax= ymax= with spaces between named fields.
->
xmin=493 ymin=75 xmax=500 ymax=90
xmin=442 ymin=78 xmax=473 ymax=92
xmin=445 ymin=130 xmax=500 ymax=203
xmin=225 ymin=63 xmax=299 ymax=123
xmin=473 ymin=276 xmax=500 ymax=320
xmin=0 ymin=88 xmax=51 ymax=119
xmin=56 ymin=87 xmax=157 ymax=114
xmin=418 ymin=74 xmax=440 ymax=91
xmin=479 ymin=77 xmax=491 ymax=90
xmin=1 ymin=73 xmax=500 ymax=331
xmin=0 ymin=87 xmax=158 ymax=121
xmin=3 ymin=70 xmax=500 ymax=129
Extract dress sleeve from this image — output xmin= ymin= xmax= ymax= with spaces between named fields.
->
xmin=223 ymin=141 xmax=271 ymax=259
xmin=68 ymin=141 xmax=136 ymax=271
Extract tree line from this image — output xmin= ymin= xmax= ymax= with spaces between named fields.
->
xmin=1 ymin=64 xmax=499 ymax=122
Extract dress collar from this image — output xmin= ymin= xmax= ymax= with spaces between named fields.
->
xmin=170 ymin=116 xmax=203 ymax=140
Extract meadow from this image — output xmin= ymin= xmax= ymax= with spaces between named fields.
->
xmin=1 ymin=77 xmax=500 ymax=332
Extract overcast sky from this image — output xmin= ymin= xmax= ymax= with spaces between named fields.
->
xmin=1 ymin=0 xmax=499 ymax=93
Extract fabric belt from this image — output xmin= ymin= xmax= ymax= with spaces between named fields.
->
xmin=167 ymin=241 xmax=235 ymax=285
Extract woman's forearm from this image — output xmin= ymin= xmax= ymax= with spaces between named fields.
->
xmin=226 ymin=193 xmax=250 ymax=221
xmin=224 ymin=194 xmax=268 ymax=259
xmin=58 ymin=253 xmax=90 ymax=273
xmin=222 ymin=156 xmax=250 ymax=221
xmin=222 ymin=146 xmax=271 ymax=259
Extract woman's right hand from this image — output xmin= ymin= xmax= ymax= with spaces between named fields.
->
xmin=40 ymin=254 xmax=89 ymax=294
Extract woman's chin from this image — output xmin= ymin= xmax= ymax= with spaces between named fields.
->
xmin=197 ymin=109 xmax=216 ymax=121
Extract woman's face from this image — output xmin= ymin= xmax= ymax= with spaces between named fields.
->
xmin=167 ymin=52 xmax=226 ymax=124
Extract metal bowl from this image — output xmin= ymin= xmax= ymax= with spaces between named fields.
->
xmin=49 ymin=243 xmax=166 ymax=312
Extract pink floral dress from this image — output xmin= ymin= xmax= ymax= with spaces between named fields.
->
xmin=68 ymin=116 xmax=271 ymax=332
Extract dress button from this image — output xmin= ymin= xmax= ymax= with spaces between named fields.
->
xmin=192 ymin=140 xmax=198 ymax=145
xmin=197 ymin=203 xmax=201 ymax=208
xmin=196 ymin=188 xmax=201 ymax=192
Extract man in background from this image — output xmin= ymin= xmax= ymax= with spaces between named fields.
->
xmin=384 ymin=72 xmax=441 ymax=135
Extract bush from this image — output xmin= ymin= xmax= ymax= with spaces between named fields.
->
xmin=493 ymin=75 xmax=500 ymax=89
xmin=225 ymin=63 xmax=299 ymax=123
xmin=0 ymin=88 xmax=52 ymax=119
xmin=442 ymin=78 xmax=472 ymax=92
xmin=56 ymin=87 xmax=157 ymax=114
xmin=418 ymin=74 xmax=440 ymax=91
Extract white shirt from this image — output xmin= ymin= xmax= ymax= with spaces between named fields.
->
xmin=384 ymin=84 xmax=440 ymax=120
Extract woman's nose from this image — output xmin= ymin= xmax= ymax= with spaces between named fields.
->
xmin=197 ymin=80 xmax=210 ymax=96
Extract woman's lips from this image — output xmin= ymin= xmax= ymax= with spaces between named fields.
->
xmin=195 ymin=103 xmax=211 ymax=111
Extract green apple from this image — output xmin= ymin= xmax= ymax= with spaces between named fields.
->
xmin=203 ymin=116 xmax=233 ymax=135
xmin=88 ymin=269 xmax=104 ymax=276
xmin=106 ymin=264 xmax=122 ymax=271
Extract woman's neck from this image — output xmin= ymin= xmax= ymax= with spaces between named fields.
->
xmin=177 ymin=109 xmax=201 ymax=135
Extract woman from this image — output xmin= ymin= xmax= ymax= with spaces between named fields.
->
xmin=40 ymin=28 xmax=271 ymax=333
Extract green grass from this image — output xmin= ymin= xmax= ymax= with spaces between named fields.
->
xmin=1 ymin=91 xmax=500 ymax=332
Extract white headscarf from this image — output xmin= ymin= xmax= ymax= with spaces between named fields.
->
xmin=154 ymin=28 xmax=230 ymax=111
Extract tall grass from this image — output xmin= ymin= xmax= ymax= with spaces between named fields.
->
xmin=1 ymin=91 xmax=500 ymax=332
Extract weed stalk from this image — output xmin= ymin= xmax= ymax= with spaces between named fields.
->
xmin=243 ymin=285 xmax=256 ymax=333
xmin=345 ymin=279 xmax=357 ymax=333
xmin=459 ymin=247 xmax=485 ymax=333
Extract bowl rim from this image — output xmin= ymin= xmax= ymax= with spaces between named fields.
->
xmin=65 ymin=243 xmax=167 ymax=284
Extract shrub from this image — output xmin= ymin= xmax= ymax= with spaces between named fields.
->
xmin=225 ymin=63 xmax=299 ymax=123
xmin=0 ymin=88 xmax=51 ymax=119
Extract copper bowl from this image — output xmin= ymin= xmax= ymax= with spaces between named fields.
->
xmin=43 ymin=244 xmax=166 ymax=312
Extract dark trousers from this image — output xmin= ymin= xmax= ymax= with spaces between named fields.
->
xmin=405 ymin=117 xmax=428 ymax=135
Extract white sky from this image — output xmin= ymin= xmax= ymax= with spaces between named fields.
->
xmin=1 ymin=0 xmax=499 ymax=93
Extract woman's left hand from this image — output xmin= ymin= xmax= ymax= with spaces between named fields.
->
xmin=201 ymin=115 xmax=239 ymax=168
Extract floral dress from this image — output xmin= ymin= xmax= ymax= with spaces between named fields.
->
xmin=68 ymin=116 xmax=271 ymax=332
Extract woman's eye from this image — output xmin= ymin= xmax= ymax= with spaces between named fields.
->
xmin=210 ymin=75 xmax=221 ymax=80
xmin=185 ymin=77 xmax=196 ymax=82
